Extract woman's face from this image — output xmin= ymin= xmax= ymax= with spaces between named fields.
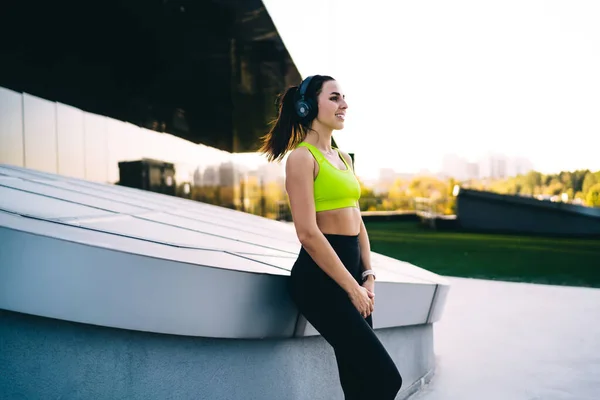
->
xmin=315 ymin=80 xmax=348 ymax=130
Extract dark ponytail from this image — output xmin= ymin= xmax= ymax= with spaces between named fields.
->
xmin=258 ymin=86 xmax=306 ymax=162
xmin=259 ymin=75 xmax=335 ymax=162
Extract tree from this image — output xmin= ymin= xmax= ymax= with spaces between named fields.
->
xmin=582 ymin=171 xmax=600 ymax=195
xmin=586 ymin=183 xmax=600 ymax=207
xmin=387 ymin=178 xmax=411 ymax=210
xmin=525 ymin=171 xmax=542 ymax=192
xmin=565 ymin=188 xmax=574 ymax=201
xmin=358 ymin=179 xmax=381 ymax=211
xmin=571 ymin=169 xmax=589 ymax=193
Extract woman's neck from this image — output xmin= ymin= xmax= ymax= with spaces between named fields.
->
xmin=305 ymin=121 xmax=334 ymax=153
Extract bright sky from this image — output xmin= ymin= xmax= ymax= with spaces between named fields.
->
xmin=263 ymin=0 xmax=600 ymax=179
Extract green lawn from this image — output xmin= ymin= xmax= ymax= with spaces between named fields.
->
xmin=365 ymin=221 xmax=600 ymax=288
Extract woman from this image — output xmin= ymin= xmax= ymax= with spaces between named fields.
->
xmin=259 ymin=75 xmax=402 ymax=400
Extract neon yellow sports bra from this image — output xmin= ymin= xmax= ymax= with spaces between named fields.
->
xmin=297 ymin=142 xmax=361 ymax=212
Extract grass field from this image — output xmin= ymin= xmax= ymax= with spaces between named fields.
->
xmin=365 ymin=221 xmax=600 ymax=288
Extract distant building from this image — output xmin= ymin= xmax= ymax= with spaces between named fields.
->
xmin=479 ymin=154 xmax=508 ymax=180
xmin=202 ymin=166 xmax=220 ymax=187
xmin=219 ymin=162 xmax=237 ymax=187
xmin=466 ymin=162 xmax=480 ymax=180
xmin=509 ymin=157 xmax=534 ymax=177
xmin=455 ymin=187 xmax=600 ymax=237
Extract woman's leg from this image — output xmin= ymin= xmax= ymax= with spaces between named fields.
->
xmin=333 ymin=313 xmax=375 ymax=399
xmin=290 ymin=260 xmax=402 ymax=399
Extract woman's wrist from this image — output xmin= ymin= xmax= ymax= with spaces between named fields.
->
xmin=361 ymin=269 xmax=376 ymax=282
xmin=341 ymin=275 xmax=363 ymax=294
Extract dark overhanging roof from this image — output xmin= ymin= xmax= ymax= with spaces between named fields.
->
xmin=0 ymin=0 xmax=301 ymax=153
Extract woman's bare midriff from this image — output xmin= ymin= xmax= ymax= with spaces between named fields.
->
xmin=316 ymin=207 xmax=362 ymax=236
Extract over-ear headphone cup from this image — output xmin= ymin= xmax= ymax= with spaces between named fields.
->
xmin=296 ymin=100 xmax=310 ymax=119
xmin=304 ymin=98 xmax=317 ymax=120
xmin=294 ymin=75 xmax=316 ymax=121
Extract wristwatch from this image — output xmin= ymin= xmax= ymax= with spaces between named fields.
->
xmin=361 ymin=269 xmax=376 ymax=282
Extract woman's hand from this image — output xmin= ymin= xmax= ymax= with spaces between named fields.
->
xmin=347 ymin=284 xmax=375 ymax=318
xmin=362 ymin=276 xmax=375 ymax=316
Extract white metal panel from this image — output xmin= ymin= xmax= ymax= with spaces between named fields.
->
xmin=0 ymin=226 xmax=297 ymax=338
xmin=56 ymin=102 xmax=85 ymax=178
xmin=77 ymin=215 xmax=293 ymax=256
xmin=0 ymin=87 xmax=24 ymax=167
xmin=105 ymin=117 xmax=129 ymax=183
xmin=0 ymin=211 xmax=288 ymax=275
xmin=83 ymin=112 xmax=108 ymax=182
xmin=23 ymin=93 xmax=57 ymax=173
xmin=0 ymin=186 xmax=111 ymax=220
xmin=233 ymin=253 xmax=297 ymax=271
xmin=0 ymin=177 xmax=146 ymax=214
xmin=141 ymin=212 xmax=299 ymax=253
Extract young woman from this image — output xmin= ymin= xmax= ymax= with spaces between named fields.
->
xmin=259 ymin=75 xmax=402 ymax=399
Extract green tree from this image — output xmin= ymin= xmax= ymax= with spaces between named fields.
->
xmin=387 ymin=178 xmax=411 ymax=210
xmin=582 ymin=171 xmax=600 ymax=194
xmin=525 ymin=171 xmax=542 ymax=192
xmin=565 ymin=188 xmax=574 ymax=201
xmin=586 ymin=183 xmax=600 ymax=207
xmin=358 ymin=179 xmax=381 ymax=211
xmin=571 ymin=169 xmax=589 ymax=193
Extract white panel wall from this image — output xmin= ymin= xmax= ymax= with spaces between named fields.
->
xmin=23 ymin=93 xmax=57 ymax=173
xmin=0 ymin=87 xmax=24 ymax=167
xmin=122 ymin=123 xmax=145 ymax=162
xmin=106 ymin=117 xmax=127 ymax=183
xmin=1 ymin=85 xmax=244 ymax=189
xmin=56 ymin=103 xmax=85 ymax=179
xmin=83 ymin=112 xmax=108 ymax=182
xmin=139 ymin=128 xmax=166 ymax=161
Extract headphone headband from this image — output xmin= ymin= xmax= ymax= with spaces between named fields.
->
xmin=297 ymin=75 xmax=315 ymax=99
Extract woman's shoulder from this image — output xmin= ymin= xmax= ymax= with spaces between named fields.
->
xmin=286 ymin=146 xmax=315 ymax=168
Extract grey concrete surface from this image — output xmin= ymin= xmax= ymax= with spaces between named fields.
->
xmin=410 ymin=277 xmax=600 ymax=400
xmin=0 ymin=310 xmax=434 ymax=400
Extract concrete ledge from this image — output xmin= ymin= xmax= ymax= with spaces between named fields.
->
xmin=0 ymin=309 xmax=434 ymax=400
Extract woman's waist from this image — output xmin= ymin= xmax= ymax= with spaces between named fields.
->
xmin=316 ymin=207 xmax=361 ymax=236
xmin=296 ymin=231 xmax=361 ymax=273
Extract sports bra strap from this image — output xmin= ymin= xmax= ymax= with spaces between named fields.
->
xmin=335 ymin=149 xmax=351 ymax=170
xmin=297 ymin=142 xmax=325 ymax=164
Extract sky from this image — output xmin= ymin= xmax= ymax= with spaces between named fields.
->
xmin=262 ymin=0 xmax=600 ymax=179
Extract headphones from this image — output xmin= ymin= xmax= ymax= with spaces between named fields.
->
xmin=295 ymin=75 xmax=316 ymax=121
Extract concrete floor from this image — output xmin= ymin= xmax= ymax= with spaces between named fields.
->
xmin=410 ymin=277 xmax=600 ymax=400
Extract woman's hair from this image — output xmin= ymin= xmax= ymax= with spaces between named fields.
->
xmin=259 ymin=75 xmax=335 ymax=162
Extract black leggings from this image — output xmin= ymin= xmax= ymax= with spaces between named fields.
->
xmin=289 ymin=234 xmax=402 ymax=400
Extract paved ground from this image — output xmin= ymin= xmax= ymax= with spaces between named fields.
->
xmin=410 ymin=277 xmax=600 ymax=400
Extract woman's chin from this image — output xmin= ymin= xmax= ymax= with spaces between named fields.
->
xmin=334 ymin=122 xmax=345 ymax=130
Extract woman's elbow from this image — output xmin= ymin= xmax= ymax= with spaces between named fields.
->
xmin=297 ymin=227 xmax=319 ymax=246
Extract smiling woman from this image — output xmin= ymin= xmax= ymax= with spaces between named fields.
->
xmin=259 ymin=75 xmax=403 ymax=399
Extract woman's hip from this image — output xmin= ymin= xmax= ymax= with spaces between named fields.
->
xmin=290 ymin=233 xmax=362 ymax=284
